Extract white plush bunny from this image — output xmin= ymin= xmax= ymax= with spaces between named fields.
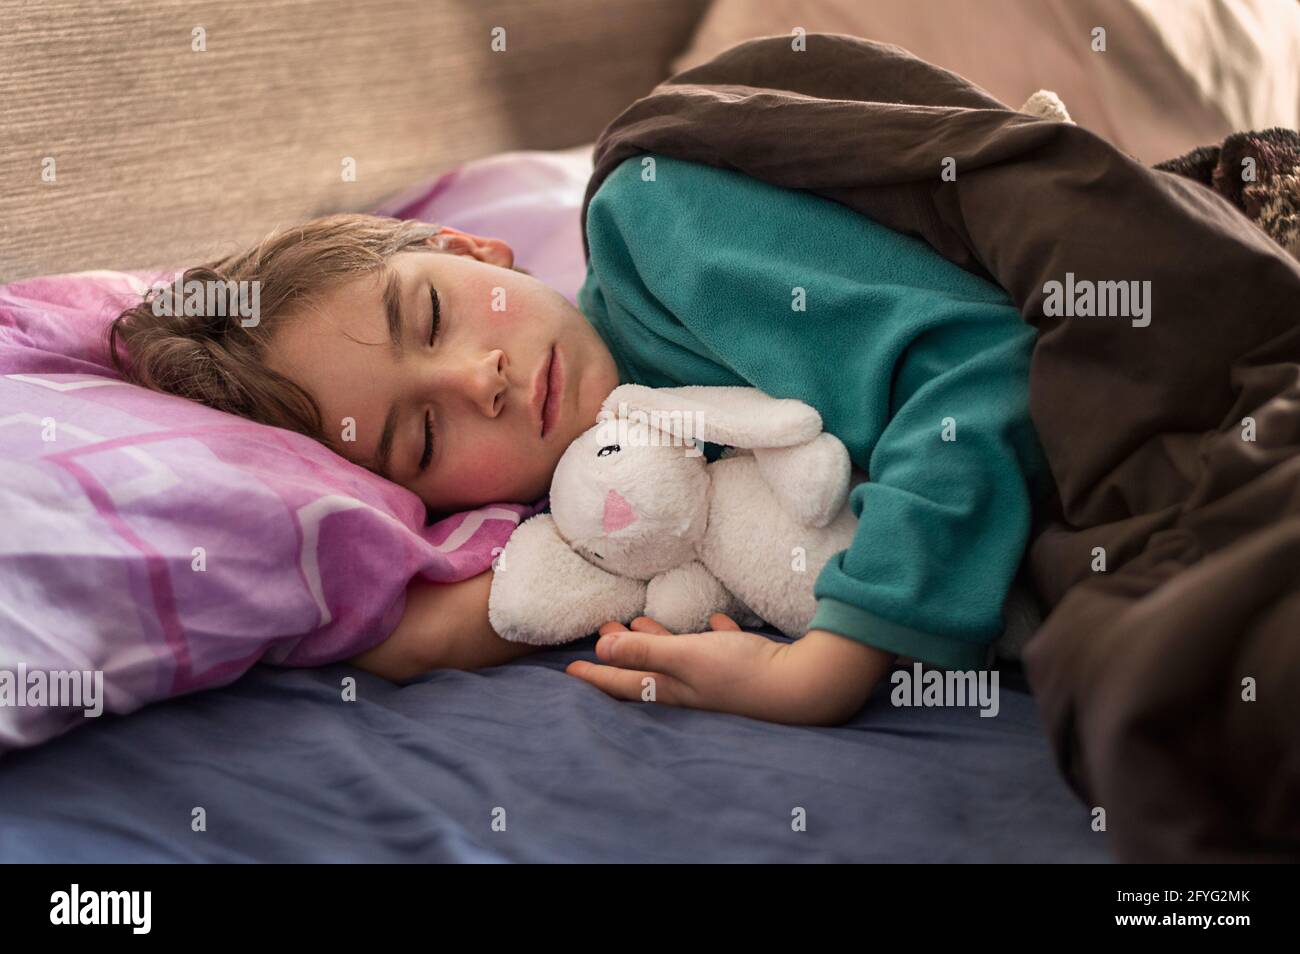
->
xmin=488 ymin=384 xmax=866 ymax=645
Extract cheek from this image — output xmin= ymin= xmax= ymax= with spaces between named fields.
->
xmin=442 ymin=441 xmax=527 ymax=495
xmin=499 ymin=279 xmax=555 ymax=327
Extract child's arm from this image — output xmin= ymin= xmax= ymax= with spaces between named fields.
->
xmin=349 ymin=570 xmax=542 ymax=681
xmin=567 ymin=614 xmax=895 ymax=726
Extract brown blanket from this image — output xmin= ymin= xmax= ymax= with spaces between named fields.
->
xmin=581 ymin=34 xmax=1300 ymax=862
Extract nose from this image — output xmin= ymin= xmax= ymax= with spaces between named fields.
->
xmin=432 ymin=348 xmax=508 ymax=417
xmin=603 ymin=489 xmax=637 ymax=532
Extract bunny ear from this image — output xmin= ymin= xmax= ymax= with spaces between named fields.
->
xmin=599 ymin=385 xmax=822 ymax=450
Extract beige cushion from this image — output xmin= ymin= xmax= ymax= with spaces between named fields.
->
xmin=0 ymin=0 xmax=710 ymax=281
xmin=673 ymin=0 xmax=1300 ymax=163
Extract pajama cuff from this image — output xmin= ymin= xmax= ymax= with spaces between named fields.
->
xmin=808 ymin=598 xmax=992 ymax=670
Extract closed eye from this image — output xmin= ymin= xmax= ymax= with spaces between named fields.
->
xmin=417 ymin=286 xmax=441 ymax=472
xmin=429 ymin=286 xmax=441 ymax=345
xmin=419 ymin=412 xmax=434 ymax=471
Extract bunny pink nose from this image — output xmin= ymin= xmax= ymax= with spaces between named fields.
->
xmin=602 ymin=489 xmax=637 ymax=532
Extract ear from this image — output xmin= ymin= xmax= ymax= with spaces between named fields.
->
xmin=753 ymin=432 xmax=852 ymax=528
xmin=488 ymin=513 xmax=646 ymax=646
xmin=599 ymin=384 xmax=822 ymax=450
xmin=426 ymin=227 xmax=515 ymax=269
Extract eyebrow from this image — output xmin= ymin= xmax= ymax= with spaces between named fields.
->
xmin=372 ymin=266 xmax=407 ymax=479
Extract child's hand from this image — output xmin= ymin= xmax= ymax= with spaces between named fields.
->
xmin=565 ymin=614 xmax=894 ymax=725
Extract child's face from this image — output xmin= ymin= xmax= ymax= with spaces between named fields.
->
xmin=266 ymin=229 xmax=620 ymax=514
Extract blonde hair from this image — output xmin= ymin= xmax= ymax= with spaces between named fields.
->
xmin=107 ymin=213 xmax=444 ymax=444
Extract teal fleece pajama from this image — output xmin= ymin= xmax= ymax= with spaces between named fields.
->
xmin=577 ymin=154 xmax=1050 ymax=669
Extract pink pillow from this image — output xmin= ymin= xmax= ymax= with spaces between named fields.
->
xmin=0 ymin=146 xmax=595 ymax=751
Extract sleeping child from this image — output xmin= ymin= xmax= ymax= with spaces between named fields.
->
xmin=107 ymin=154 xmax=1049 ymax=726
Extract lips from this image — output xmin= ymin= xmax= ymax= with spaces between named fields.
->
xmin=544 ymin=346 xmax=565 ymax=438
xmin=533 ymin=344 xmax=564 ymax=438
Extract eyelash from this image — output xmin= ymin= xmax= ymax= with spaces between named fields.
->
xmin=429 ymin=287 xmax=441 ymax=345
xmin=420 ymin=412 xmax=434 ymax=471
xmin=419 ymin=288 xmax=441 ymax=472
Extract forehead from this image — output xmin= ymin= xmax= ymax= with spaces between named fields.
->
xmin=264 ymin=270 xmax=393 ymax=430
xmin=314 ymin=265 xmax=390 ymax=328
xmin=266 ymin=268 xmax=387 ymax=349
xmin=297 ymin=247 xmax=436 ymax=320
xmin=271 ymin=246 xmax=457 ymax=369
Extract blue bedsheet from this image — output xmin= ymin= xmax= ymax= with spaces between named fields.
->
xmin=0 ymin=637 xmax=1108 ymax=862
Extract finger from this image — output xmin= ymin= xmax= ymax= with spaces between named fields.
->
xmin=565 ymin=660 xmax=683 ymax=704
xmin=595 ymin=629 xmax=698 ymax=675
xmin=597 ymin=620 xmax=630 ymax=636
xmin=708 ymin=612 xmax=742 ymax=631
xmin=628 ymin=616 xmax=673 ymax=635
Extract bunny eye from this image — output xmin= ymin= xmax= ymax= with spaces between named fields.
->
xmin=597 ymin=444 xmax=621 ymax=457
